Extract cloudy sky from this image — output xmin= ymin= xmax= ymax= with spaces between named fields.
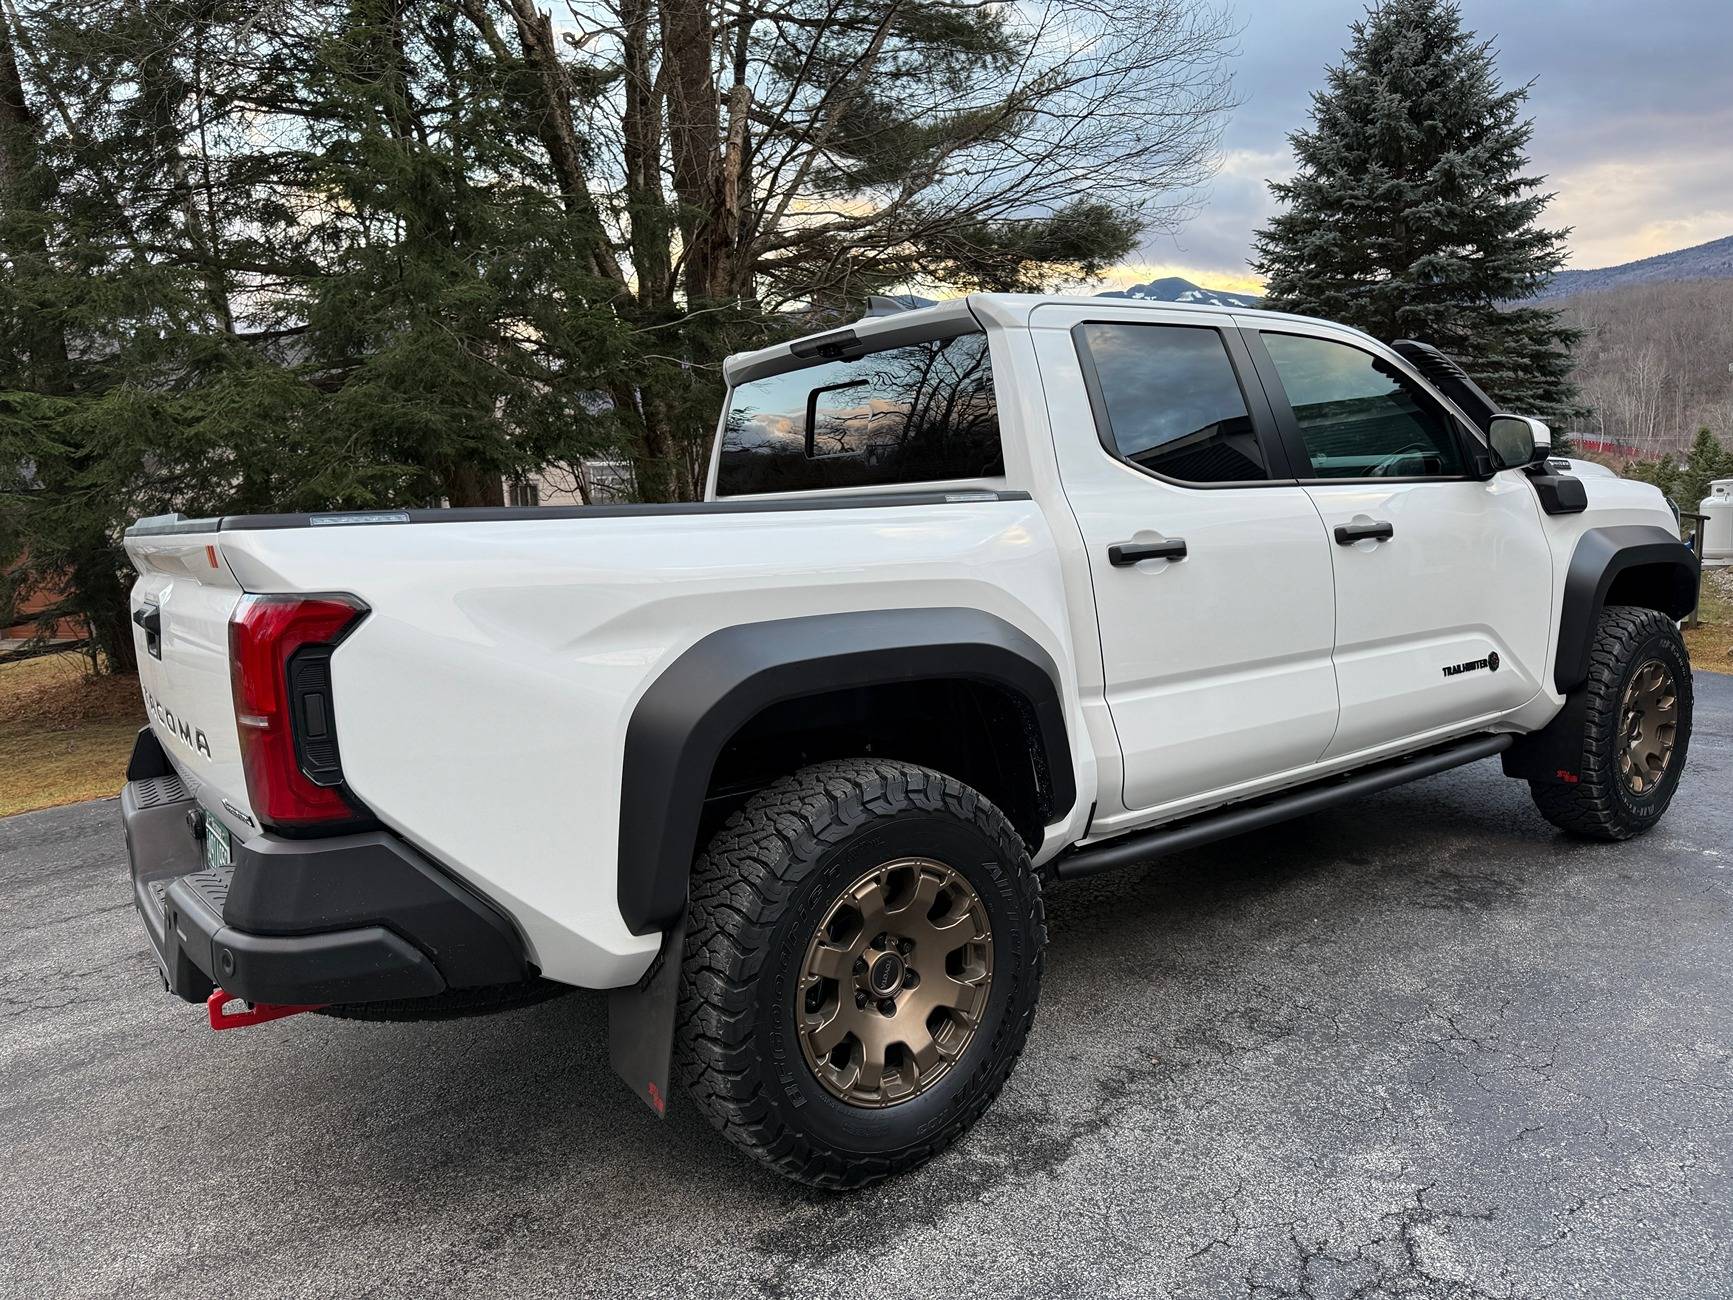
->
xmin=1105 ymin=0 xmax=1733 ymax=294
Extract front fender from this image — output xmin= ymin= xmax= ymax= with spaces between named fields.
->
xmin=1553 ymin=525 xmax=1699 ymax=694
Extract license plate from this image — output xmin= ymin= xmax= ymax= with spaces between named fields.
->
xmin=203 ymin=815 xmax=232 ymax=871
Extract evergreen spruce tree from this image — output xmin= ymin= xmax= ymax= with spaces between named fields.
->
xmin=1680 ymin=427 xmax=1732 ymax=513
xmin=1252 ymin=0 xmax=1581 ymax=425
xmin=2 ymin=0 xmax=1239 ymax=667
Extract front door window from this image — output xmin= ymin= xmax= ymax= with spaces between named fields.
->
xmin=1261 ymin=332 xmax=1464 ymax=479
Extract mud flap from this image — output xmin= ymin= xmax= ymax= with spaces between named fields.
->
xmin=608 ymin=916 xmax=684 ymax=1118
xmin=1502 ymin=687 xmax=1592 ymax=784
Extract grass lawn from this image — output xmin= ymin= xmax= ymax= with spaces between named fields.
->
xmin=0 ymin=654 xmax=143 ymax=818
xmin=1685 ymin=567 xmax=1733 ymax=674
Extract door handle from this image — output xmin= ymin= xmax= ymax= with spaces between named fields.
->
xmin=1334 ymin=520 xmax=1394 ymax=545
xmin=1108 ymin=538 xmax=1187 ymax=566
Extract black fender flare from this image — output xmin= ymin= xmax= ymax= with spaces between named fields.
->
xmin=617 ymin=608 xmax=1076 ymax=935
xmin=1553 ymin=524 xmax=1699 ymax=695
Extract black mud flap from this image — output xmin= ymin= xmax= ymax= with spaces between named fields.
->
xmin=608 ymin=916 xmax=684 ymax=1118
xmin=1502 ymin=687 xmax=1593 ymax=785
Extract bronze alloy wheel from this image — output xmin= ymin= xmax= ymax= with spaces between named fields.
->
xmin=681 ymin=759 xmax=1045 ymax=1187
xmin=1618 ymin=658 xmax=1679 ymax=795
xmin=797 ymin=857 xmax=993 ymax=1108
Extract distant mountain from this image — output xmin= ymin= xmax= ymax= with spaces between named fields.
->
xmin=1535 ymin=234 xmax=1733 ymax=301
xmin=868 ymin=242 xmax=1733 ymax=317
xmin=863 ymin=276 xmax=1262 ymax=315
xmin=1097 ymin=275 xmax=1261 ymax=308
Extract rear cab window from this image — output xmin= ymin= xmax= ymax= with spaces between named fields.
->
xmin=716 ymin=332 xmax=1002 ymax=497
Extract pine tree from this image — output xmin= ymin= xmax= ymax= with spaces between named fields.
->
xmin=1680 ymin=427 xmax=1732 ymax=514
xmin=2 ymin=0 xmax=1241 ymax=666
xmin=1251 ymin=0 xmax=1581 ymax=425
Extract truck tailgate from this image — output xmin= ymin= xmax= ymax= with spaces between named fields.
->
xmin=125 ymin=528 xmax=254 ymax=826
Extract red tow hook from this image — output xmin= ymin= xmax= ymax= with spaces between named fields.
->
xmin=206 ymin=987 xmax=326 ymax=1030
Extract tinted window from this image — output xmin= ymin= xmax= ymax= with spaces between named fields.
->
xmin=1261 ymin=332 xmax=1464 ymax=478
xmin=716 ymin=333 xmax=1001 ymax=496
xmin=1078 ymin=323 xmax=1268 ymax=483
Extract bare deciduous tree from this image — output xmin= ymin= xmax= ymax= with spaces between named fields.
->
xmin=482 ymin=0 xmax=1240 ymax=495
xmin=1560 ymin=279 xmax=1733 ymax=455
xmin=564 ymin=0 xmax=1238 ymax=305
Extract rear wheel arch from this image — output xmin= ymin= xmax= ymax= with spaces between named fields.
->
xmin=1553 ymin=525 xmax=1698 ymax=694
xmin=617 ymin=609 xmax=1076 ymax=935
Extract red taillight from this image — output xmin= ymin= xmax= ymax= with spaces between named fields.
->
xmin=229 ymin=593 xmax=367 ymax=829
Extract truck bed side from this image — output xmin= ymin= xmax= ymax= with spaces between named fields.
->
xmin=136 ymin=494 xmax=1088 ymax=988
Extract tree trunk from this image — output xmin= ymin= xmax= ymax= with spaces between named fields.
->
xmin=442 ymin=462 xmax=506 ymax=508
xmin=619 ymin=0 xmax=670 ymax=303
xmin=0 ymin=8 xmax=68 ymax=387
xmin=659 ymin=0 xmax=727 ymax=303
xmin=74 ymin=553 xmax=138 ymax=674
xmin=485 ymin=0 xmax=628 ymax=290
xmin=632 ymin=393 xmax=691 ymax=503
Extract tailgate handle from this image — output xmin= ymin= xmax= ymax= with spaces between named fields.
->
xmin=133 ymin=604 xmax=163 ymax=658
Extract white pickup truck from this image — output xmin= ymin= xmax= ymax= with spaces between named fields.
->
xmin=121 ymin=295 xmax=1698 ymax=1188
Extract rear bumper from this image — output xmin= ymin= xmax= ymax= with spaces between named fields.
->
xmin=122 ymin=734 xmax=529 ymax=1007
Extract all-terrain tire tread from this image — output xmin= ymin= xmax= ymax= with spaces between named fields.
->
xmin=1529 ymin=605 xmax=1693 ymax=840
xmin=676 ymin=758 xmax=1044 ymax=1190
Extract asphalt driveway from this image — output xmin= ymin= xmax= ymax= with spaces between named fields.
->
xmin=2 ymin=674 xmax=1730 ymax=1299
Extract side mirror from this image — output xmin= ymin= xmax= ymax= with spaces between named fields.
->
xmin=1488 ymin=414 xmax=1551 ymax=469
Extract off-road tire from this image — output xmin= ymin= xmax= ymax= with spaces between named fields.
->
xmin=676 ymin=758 xmax=1045 ymax=1189
xmin=1529 ymin=605 xmax=1693 ymax=840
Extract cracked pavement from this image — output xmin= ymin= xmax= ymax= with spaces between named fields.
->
xmin=2 ymin=672 xmax=1729 ymax=1299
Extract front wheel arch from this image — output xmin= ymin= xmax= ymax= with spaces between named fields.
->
xmin=1553 ymin=526 xmax=1698 ymax=694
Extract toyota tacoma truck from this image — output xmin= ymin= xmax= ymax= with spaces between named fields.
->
xmin=121 ymin=295 xmax=1698 ymax=1188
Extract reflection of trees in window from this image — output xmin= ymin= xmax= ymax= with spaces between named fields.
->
xmin=717 ymin=335 xmax=1002 ymax=494
xmin=1261 ymin=333 xmax=1461 ymax=476
xmin=1080 ymin=324 xmax=1267 ymax=484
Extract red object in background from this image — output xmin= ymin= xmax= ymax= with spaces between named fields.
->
xmin=1570 ymin=436 xmax=1643 ymax=460
xmin=228 ymin=593 xmax=366 ymax=828
xmin=2 ymin=556 xmax=82 ymax=640
xmin=206 ymin=988 xmax=326 ymax=1029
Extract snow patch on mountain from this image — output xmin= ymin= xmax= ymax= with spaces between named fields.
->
xmin=1096 ymin=275 xmax=1261 ymax=308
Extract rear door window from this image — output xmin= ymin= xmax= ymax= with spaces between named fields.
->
xmin=1075 ymin=323 xmax=1272 ymax=483
xmin=716 ymin=334 xmax=1002 ymax=496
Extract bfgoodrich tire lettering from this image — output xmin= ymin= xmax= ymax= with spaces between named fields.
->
xmin=676 ymin=759 xmax=1045 ymax=1189
xmin=1529 ymin=605 xmax=1693 ymax=840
